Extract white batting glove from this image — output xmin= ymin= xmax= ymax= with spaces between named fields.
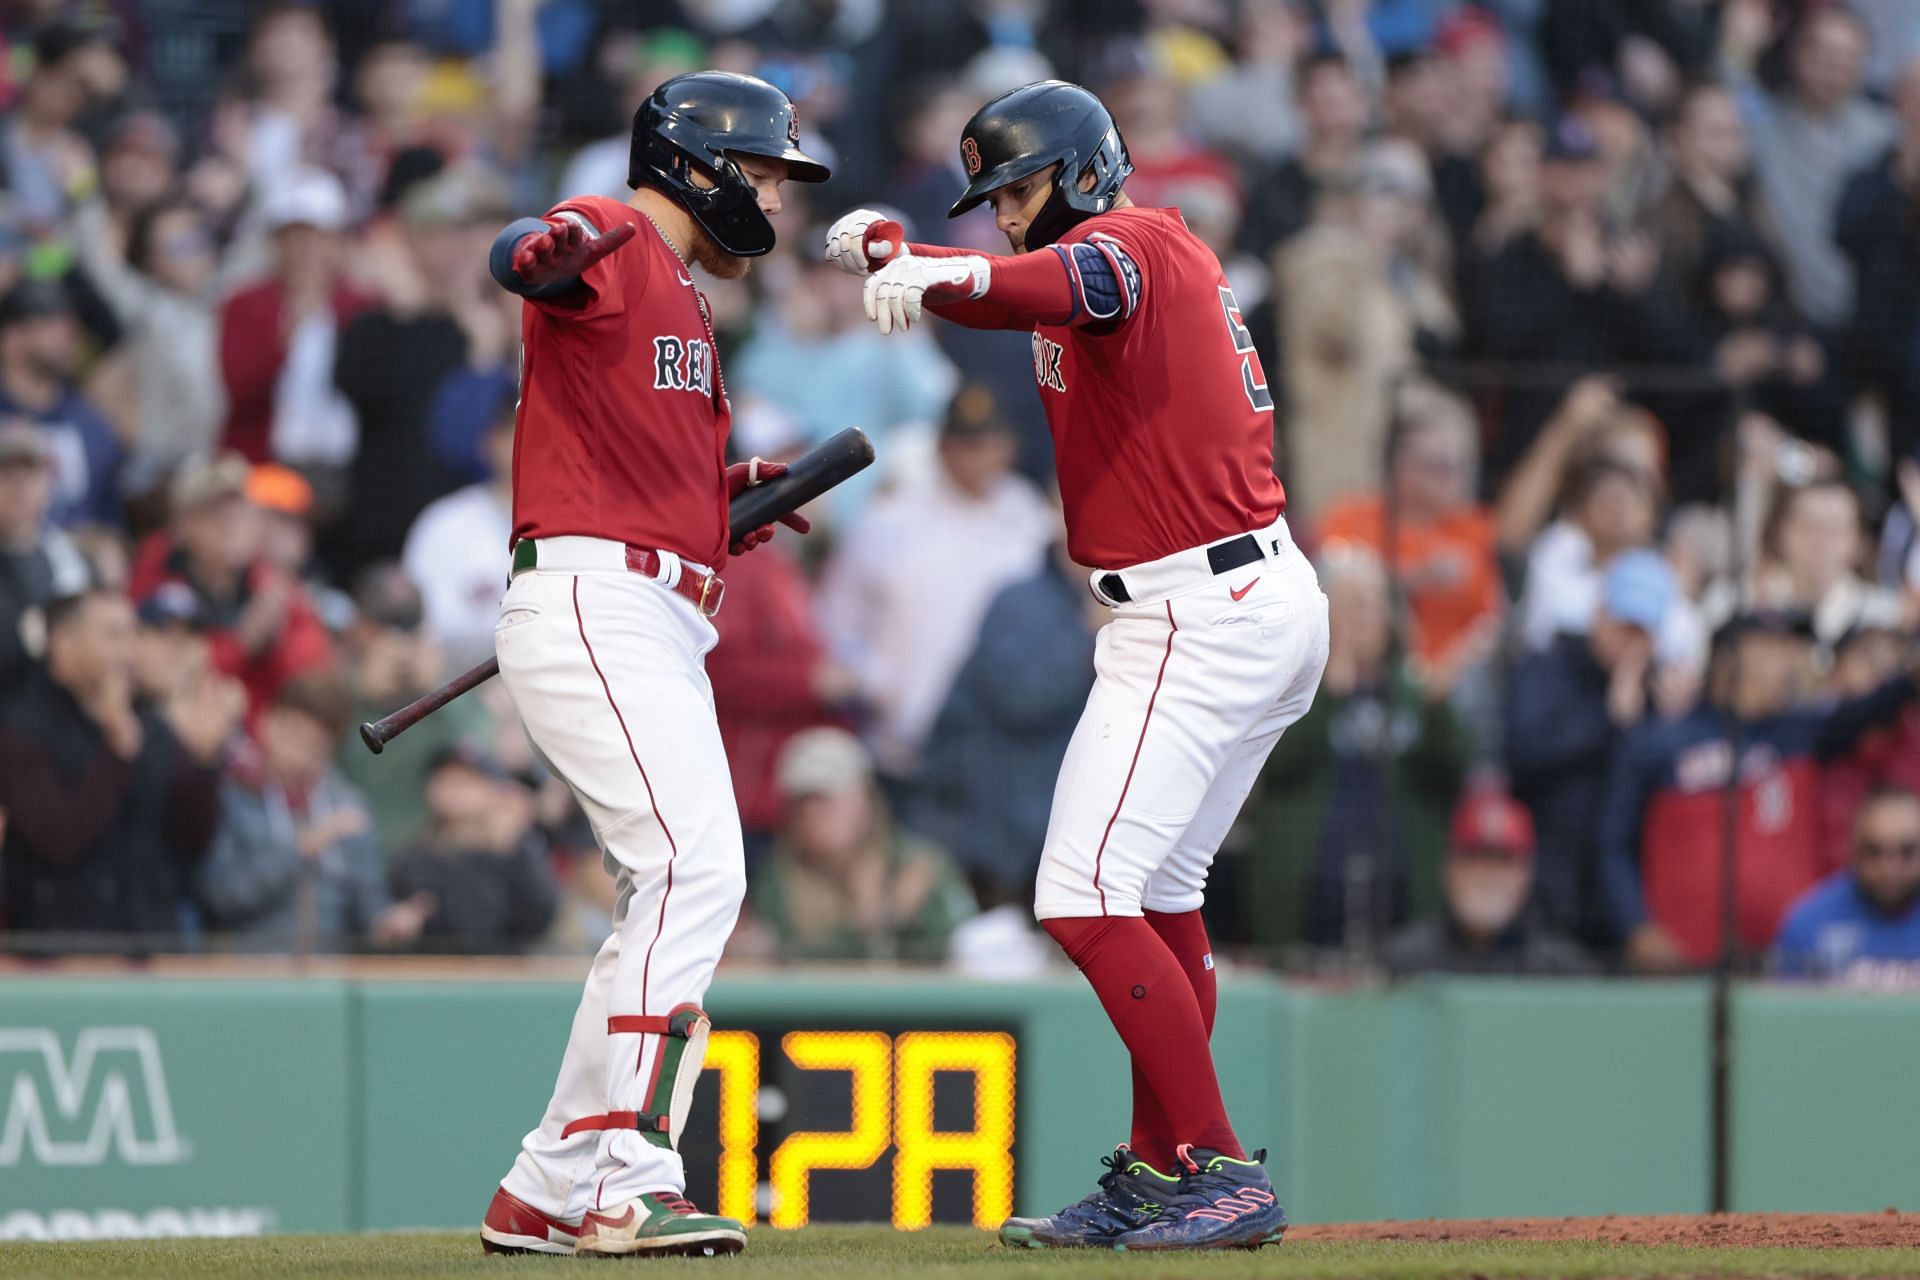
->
xmin=824 ymin=208 xmax=893 ymax=275
xmin=862 ymin=254 xmax=989 ymax=335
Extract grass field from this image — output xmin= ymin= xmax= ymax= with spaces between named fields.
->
xmin=2 ymin=1227 xmax=1917 ymax=1280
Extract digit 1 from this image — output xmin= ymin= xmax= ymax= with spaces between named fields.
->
xmin=890 ymin=1032 xmax=1017 ymax=1231
xmin=767 ymin=1032 xmax=893 ymax=1228
xmin=702 ymin=1030 xmax=760 ymax=1225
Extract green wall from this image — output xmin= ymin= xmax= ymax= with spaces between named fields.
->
xmin=0 ymin=972 xmax=1907 ymax=1237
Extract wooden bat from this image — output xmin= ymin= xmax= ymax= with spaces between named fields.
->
xmin=359 ymin=426 xmax=875 ymax=754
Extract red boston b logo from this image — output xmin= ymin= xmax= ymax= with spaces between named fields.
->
xmin=961 ymin=137 xmax=981 ymax=176
xmin=787 ymin=109 xmax=800 ymax=145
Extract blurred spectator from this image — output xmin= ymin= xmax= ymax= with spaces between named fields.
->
xmin=1096 ymin=48 xmax=1240 ymax=214
xmin=817 ymin=386 xmax=1049 ymax=785
xmin=197 ymin=673 xmax=412 ymax=952
xmin=708 ymin=535 xmax=846 ymax=865
xmin=734 ymin=727 xmax=975 ymax=963
xmin=1819 ymin=622 xmax=1920 ymax=871
xmin=389 ymin=744 xmax=557 ymax=953
xmin=1382 ymin=785 xmax=1595 ymax=975
xmin=1654 ymin=80 xmax=1775 ymax=320
xmin=1465 ymin=115 xmax=1692 ymax=486
xmin=401 ymin=406 xmax=511 ymax=671
xmin=235 ymin=5 xmax=357 ymax=205
xmin=0 ymin=421 xmax=88 ymax=694
xmin=1431 ymin=8 xmax=1516 ymax=241
xmin=1725 ymin=2 xmax=1893 ymax=329
xmin=1775 ymin=783 xmax=1920 ymax=978
xmin=129 ymin=453 xmax=334 ymax=721
xmin=333 ymin=560 xmax=489 ymax=852
xmin=75 ymin=190 xmax=231 ymax=506
xmin=1751 ymin=478 xmax=1905 ymax=649
xmin=1239 ymin=51 xmax=1368 ymax=261
xmin=2 ymin=25 xmax=107 ymax=234
xmin=556 ymin=30 xmax=705 ymax=201
xmin=218 ymin=168 xmax=373 ymax=473
xmin=1838 ymin=56 xmax=1920 ymax=463
xmin=0 ymin=279 xmax=120 ymax=528
xmin=1185 ymin=0 xmax=1305 ymax=171
xmin=1601 ymin=610 xmax=1918 ymax=970
xmin=916 ymin=532 xmax=1098 ymax=908
xmin=330 ymin=167 xmax=511 ymax=575
xmin=1508 ymin=550 xmax=1674 ymax=942
xmin=1383 ymin=47 xmax=1485 ymax=249
xmin=1319 ymin=382 xmax=1502 ymax=683
xmin=249 ymin=462 xmax=352 ymax=631
xmin=1241 ymin=547 xmax=1470 ymax=952
xmin=1567 ymin=69 xmax=1662 ymax=235
xmin=1469 ymin=115 xmax=1544 ymax=259
xmin=734 ymin=256 xmax=958 ymax=516
xmin=0 ymin=588 xmax=234 ymax=946
xmin=1277 ymin=145 xmax=1459 ymax=520
xmin=132 ymin=581 xmax=212 ymax=704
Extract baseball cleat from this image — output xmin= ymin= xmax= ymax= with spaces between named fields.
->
xmin=574 ymin=1191 xmax=746 ymax=1257
xmin=479 ymin=1185 xmax=580 ymax=1255
xmin=997 ymin=1145 xmax=1179 ymax=1248
xmin=1113 ymin=1144 xmax=1288 ymax=1251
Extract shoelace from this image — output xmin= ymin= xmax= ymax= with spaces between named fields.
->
xmin=655 ymin=1193 xmax=699 ymax=1217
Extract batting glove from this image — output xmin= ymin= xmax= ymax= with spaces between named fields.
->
xmin=862 ymin=254 xmax=989 ymax=335
xmin=512 ymin=216 xmax=637 ymax=288
xmin=823 ymin=209 xmax=903 ymax=275
xmin=725 ymin=457 xmax=812 ymax=555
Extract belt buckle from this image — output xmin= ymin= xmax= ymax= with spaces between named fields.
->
xmin=696 ymin=572 xmax=725 ymax=617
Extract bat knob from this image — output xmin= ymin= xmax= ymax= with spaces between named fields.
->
xmin=359 ymin=722 xmax=386 ymax=755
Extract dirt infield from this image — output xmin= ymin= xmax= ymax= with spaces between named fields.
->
xmin=1293 ymin=1211 xmax=1920 ymax=1248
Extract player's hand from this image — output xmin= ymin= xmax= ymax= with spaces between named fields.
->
xmin=862 ymin=254 xmax=987 ymax=335
xmin=511 ymin=217 xmax=637 ymax=288
xmin=824 ymin=209 xmax=903 ymax=275
xmin=726 ymin=456 xmax=811 ymax=554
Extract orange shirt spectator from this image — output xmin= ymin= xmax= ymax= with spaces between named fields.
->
xmin=1316 ymin=383 xmax=1501 ymax=669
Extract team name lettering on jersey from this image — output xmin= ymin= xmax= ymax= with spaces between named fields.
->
xmin=1032 ymin=332 xmax=1067 ymax=393
xmin=653 ymin=335 xmax=714 ymax=396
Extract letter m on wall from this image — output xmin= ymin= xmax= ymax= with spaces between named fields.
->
xmin=0 ymin=1028 xmax=188 ymax=1166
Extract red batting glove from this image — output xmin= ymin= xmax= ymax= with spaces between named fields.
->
xmin=512 ymin=217 xmax=638 ymax=288
xmin=726 ymin=457 xmax=811 ymax=555
xmin=863 ymin=219 xmax=905 ymax=269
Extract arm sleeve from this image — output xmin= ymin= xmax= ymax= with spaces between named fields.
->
xmin=1814 ymin=675 xmax=1918 ymax=761
xmin=912 ymin=236 xmax=1144 ymax=332
xmin=489 ymin=216 xmax=585 ymax=300
xmin=1596 ymin=731 xmax=1656 ymax=940
xmin=504 ymin=199 xmax=639 ymax=320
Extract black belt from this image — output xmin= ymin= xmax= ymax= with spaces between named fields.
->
xmin=1096 ymin=533 xmax=1264 ymax=604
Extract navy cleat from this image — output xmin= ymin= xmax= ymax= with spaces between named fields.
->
xmin=1112 ymin=1144 xmax=1288 ymax=1251
xmin=997 ymin=1146 xmax=1179 ymax=1249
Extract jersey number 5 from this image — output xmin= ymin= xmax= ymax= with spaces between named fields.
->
xmin=1217 ymin=285 xmax=1274 ymax=414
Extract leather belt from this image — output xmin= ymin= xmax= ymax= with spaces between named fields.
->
xmin=510 ymin=539 xmax=726 ymax=618
xmin=1096 ymin=533 xmax=1263 ymax=605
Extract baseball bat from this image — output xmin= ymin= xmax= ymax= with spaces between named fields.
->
xmin=359 ymin=426 xmax=875 ymax=754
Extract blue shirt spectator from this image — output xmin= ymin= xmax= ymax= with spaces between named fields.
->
xmin=1775 ymin=784 xmax=1920 ymax=978
xmin=0 ymin=281 xmax=123 ymax=529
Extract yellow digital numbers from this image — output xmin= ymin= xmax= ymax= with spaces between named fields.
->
xmin=704 ymin=1031 xmax=760 ymax=1225
xmin=893 ymin=1032 xmax=1016 ymax=1230
xmin=699 ymin=1029 xmax=1018 ymax=1231
xmin=767 ymin=1032 xmax=893 ymax=1228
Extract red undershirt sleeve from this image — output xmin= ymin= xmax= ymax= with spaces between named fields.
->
xmin=908 ymin=241 xmax=1075 ymax=329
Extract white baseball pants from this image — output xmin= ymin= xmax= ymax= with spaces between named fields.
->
xmin=1034 ymin=521 xmax=1329 ymax=919
xmin=491 ymin=546 xmax=746 ymax=1217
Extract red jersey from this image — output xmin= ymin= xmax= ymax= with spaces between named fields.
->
xmin=511 ymin=195 xmax=731 ymax=567
xmin=1036 ymin=208 xmax=1285 ymax=569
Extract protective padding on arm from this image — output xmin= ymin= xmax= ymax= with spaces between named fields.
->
xmin=489 ymin=216 xmax=585 ymax=299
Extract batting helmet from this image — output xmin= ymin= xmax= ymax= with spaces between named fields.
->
xmin=948 ymin=81 xmax=1132 ymax=251
xmin=628 ymin=71 xmax=830 ymax=258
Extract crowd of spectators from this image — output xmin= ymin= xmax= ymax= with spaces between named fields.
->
xmin=4 ymin=0 xmax=1920 ymax=986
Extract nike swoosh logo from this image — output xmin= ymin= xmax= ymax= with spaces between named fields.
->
xmin=678 ymin=272 xmax=693 ymax=287
xmin=1230 ymin=579 xmax=1259 ymax=601
xmin=584 ymin=1206 xmax=635 ymax=1230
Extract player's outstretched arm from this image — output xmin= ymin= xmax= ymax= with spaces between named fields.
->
xmin=489 ymin=213 xmax=636 ymax=299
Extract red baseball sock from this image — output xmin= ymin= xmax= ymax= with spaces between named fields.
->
xmin=1043 ymin=915 xmax=1244 ymax=1162
xmin=1129 ymin=909 xmax=1218 ymax=1167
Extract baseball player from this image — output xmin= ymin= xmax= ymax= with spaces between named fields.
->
xmin=825 ymin=82 xmax=1327 ymax=1251
xmin=475 ymin=71 xmax=827 ymax=1258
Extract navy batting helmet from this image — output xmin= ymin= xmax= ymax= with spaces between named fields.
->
xmin=948 ymin=81 xmax=1132 ymax=250
xmin=629 ymin=71 xmax=831 ymax=258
